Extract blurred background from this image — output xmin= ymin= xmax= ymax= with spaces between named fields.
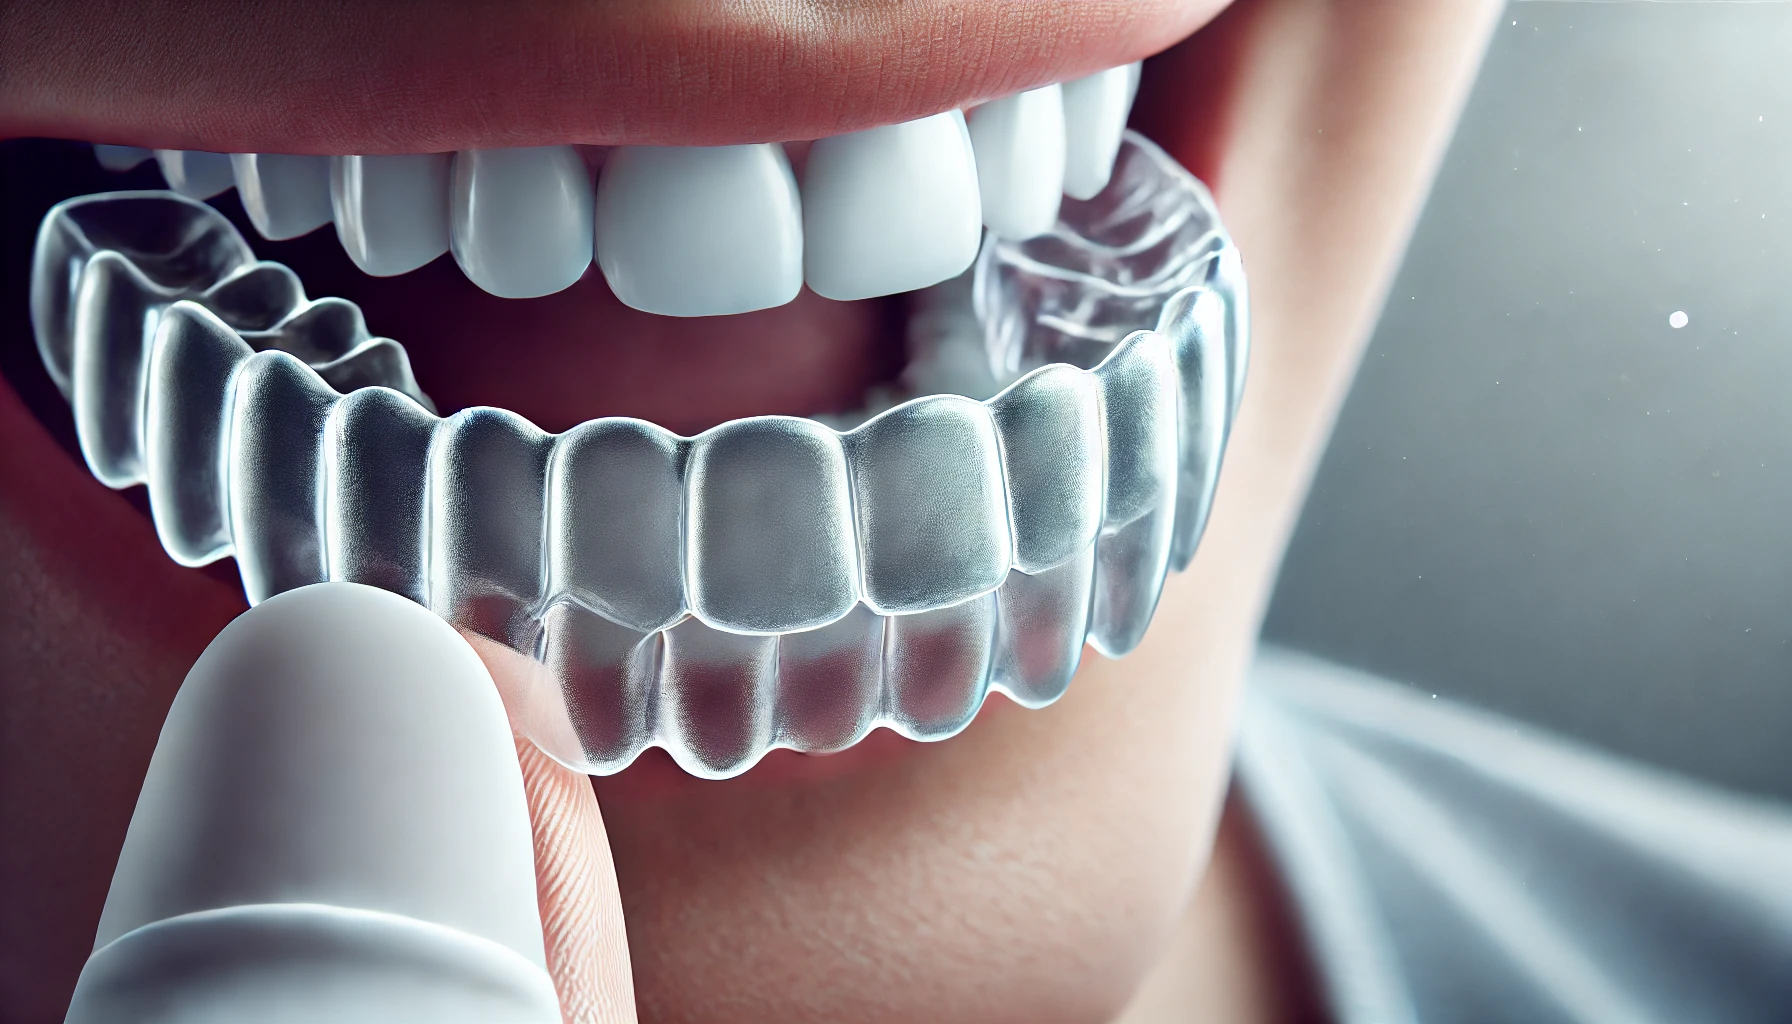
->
xmin=1261 ymin=1 xmax=1792 ymax=801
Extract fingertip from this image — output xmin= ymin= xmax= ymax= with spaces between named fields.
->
xmin=517 ymin=738 xmax=639 ymax=1024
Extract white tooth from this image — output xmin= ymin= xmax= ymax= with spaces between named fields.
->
xmin=93 ymin=144 xmax=152 ymax=172
xmin=331 ymin=154 xmax=452 ymax=277
xmin=231 ymin=154 xmax=334 ymax=240
xmin=967 ymin=85 xmax=1066 ymax=239
xmin=450 ymin=146 xmax=594 ymax=299
xmin=154 ymin=150 xmax=234 ymax=200
xmin=595 ymin=144 xmax=803 ymax=317
xmin=801 ymin=111 xmax=983 ymax=302
xmin=1061 ymin=62 xmax=1142 ymax=201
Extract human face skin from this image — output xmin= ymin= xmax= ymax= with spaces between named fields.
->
xmin=0 ymin=2 xmax=1501 ymax=1022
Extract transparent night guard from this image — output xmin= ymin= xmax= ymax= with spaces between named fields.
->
xmin=32 ymin=132 xmax=1247 ymax=779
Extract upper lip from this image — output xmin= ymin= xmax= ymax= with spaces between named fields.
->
xmin=2 ymin=0 xmax=1226 ymax=152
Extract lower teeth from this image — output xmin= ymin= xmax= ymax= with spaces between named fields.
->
xmin=31 ymin=132 xmax=1246 ymax=779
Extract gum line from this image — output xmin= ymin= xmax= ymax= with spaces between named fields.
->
xmin=32 ymin=133 xmax=1245 ymax=778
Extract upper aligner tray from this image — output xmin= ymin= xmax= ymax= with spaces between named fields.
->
xmin=30 ymin=132 xmax=1247 ymax=779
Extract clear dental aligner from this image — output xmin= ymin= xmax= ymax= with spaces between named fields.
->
xmin=35 ymin=131 xmax=1246 ymax=780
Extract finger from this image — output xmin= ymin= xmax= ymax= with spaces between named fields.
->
xmin=516 ymin=737 xmax=638 ymax=1024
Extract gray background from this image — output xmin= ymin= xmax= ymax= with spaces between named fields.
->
xmin=1261 ymin=1 xmax=1792 ymax=801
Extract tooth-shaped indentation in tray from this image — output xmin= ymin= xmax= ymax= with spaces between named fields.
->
xmin=32 ymin=131 xmax=1248 ymax=778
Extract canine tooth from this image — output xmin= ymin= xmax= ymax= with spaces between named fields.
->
xmin=596 ymin=144 xmax=802 ymax=317
xmin=845 ymin=395 xmax=1010 ymax=615
xmin=450 ymin=147 xmax=594 ymax=299
xmin=801 ymin=111 xmax=982 ymax=301
xmin=1088 ymin=330 xmax=1179 ymax=656
xmin=1097 ymin=330 xmax=1180 ymax=530
xmin=330 ymin=154 xmax=452 ymax=277
xmin=967 ymin=86 xmax=1066 ymax=239
xmin=154 ymin=150 xmax=235 ymax=200
xmin=1061 ymin=63 xmax=1142 ymax=201
xmin=231 ymin=154 xmax=334 ymax=241
xmin=989 ymin=363 xmax=1103 ymax=573
xmin=92 ymin=144 xmax=152 ymax=172
xmin=1089 ymin=506 xmax=1175 ymax=658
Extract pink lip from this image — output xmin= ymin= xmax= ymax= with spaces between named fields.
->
xmin=1 ymin=0 xmax=1227 ymax=154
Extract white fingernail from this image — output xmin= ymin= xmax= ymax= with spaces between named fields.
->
xmin=67 ymin=582 xmax=559 ymax=1024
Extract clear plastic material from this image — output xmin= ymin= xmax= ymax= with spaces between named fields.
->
xmin=31 ymin=132 xmax=1246 ymax=778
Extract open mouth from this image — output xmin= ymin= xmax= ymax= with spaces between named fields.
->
xmin=25 ymin=61 xmax=1245 ymax=781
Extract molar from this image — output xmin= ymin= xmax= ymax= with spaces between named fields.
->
xmin=449 ymin=146 xmax=594 ymax=299
xmin=595 ymin=144 xmax=803 ymax=317
xmin=800 ymin=111 xmax=983 ymax=301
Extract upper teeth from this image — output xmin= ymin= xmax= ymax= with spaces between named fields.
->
xmin=101 ymin=63 xmax=1142 ymax=314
